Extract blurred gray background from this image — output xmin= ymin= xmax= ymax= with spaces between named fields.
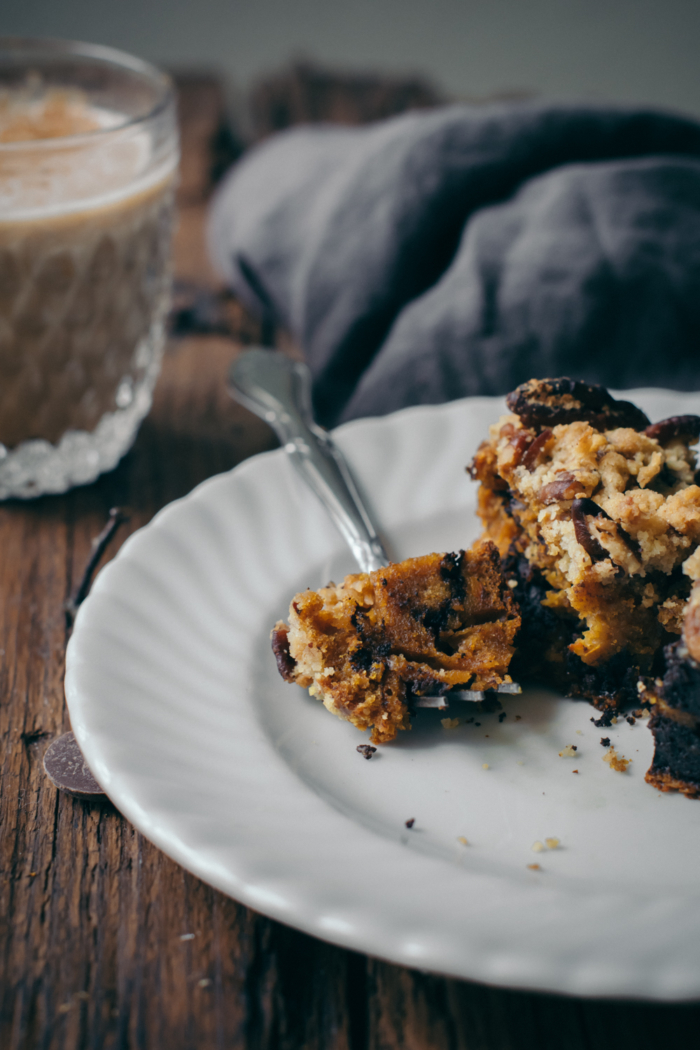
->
xmin=4 ymin=0 xmax=700 ymax=119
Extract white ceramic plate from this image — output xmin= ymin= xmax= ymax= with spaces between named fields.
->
xmin=66 ymin=390 xmax=700 ymax=1001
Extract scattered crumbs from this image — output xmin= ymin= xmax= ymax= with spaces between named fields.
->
xmin=572 ymin=769 xmax=579 ymax=774
xmin=58 ymin=1003 xmax=72 ymax=1015
xmin=558 ymin=744 xmax=577 ymax=757
xmin=198 ymin=978 xmax=212 ymax=988
xmin=441 ymin=717 xmax=460 ymax=730
xmin=600 ymin=737 xmax=611 ymax=747
xmin=507 ymin=578 xmax=518 ymax=589
xmin=457 ymin=836 xmax=469 ymax=846
xmin=356 ymin=744 xmax=377 ymax=760
xmin=545 ymin=837 xmax=560 ymax=850
xmin=603 ymin=747 xmax=631 ymax=773
xmin=179 ymin=933 xmax=195 ymax=942
xmin=405 ymin=818 xmax=415 ymax=829
xmin=611 ymin=716 xmax=619 ymax=724
xmin=498 ymin=712 xmax=507 ymax=723
xmin=482 ymin=763 xmax=490 ymax=770
xmin=576 ymin=729 xmax=583 ymax=736
xmin=485 ymin=734 xmax=489 ymax=738
xmin=531 ymin=840 xmax=545 ymax=853
xmin=475 ymin=722 xmax=481 ymax=727
xmin=626 ymin=715 xmax=636 ymax=725
xmin=515 ymin=715 xmax=522 ymax=721
xmin=640 ymin=708 xmax=650 ymax=718
xmin=527 ymin=863 xmax=541 ymax=871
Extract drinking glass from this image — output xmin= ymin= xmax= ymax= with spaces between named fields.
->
xmin=0 ymin=37 xmax=179 ymax=498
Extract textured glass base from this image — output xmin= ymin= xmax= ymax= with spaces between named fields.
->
xmin=0 ymin=331 xmax=164 ymax=500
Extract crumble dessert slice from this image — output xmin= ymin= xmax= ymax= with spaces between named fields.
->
xmin=469 ymin=377 xmax=700 ymax=713
xmin=271 ymin=543 xmax=520 ymax=744
xmin=645 ymin=583 xmax=700 ymax=798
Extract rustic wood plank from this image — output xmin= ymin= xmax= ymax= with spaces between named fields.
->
xmin=3 ymin=69 xmax=700 ymax=1050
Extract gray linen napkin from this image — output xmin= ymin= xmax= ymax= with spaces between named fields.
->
xmin=208 ymin=101 xmax=700 ymax=426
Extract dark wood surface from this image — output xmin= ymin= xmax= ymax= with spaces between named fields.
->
xmin=2 ymin=73 xmax=700 ymax=1050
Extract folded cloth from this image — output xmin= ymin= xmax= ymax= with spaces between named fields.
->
xmin=208 ymin=102 xmax=700 ymax=427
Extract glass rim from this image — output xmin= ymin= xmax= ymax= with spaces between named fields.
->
xmin=0 ymin=36 xmax=175 ymax=153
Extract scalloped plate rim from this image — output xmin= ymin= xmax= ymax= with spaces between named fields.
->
xmin=65 ymin=389 xmax=700 ymax=1002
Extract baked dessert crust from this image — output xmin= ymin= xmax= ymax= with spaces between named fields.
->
xmin=272 ymin=543 xmax=520 ymax=744
xmin=470 ymin=378 xmax=700 ymax=710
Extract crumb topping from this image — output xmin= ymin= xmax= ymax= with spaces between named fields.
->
xmin=558 ymin=744 xmax=578 ymax=757
xmin=471 ymin=387 xmax=700 ymax=671
xmin=602 ymin=747 xmax=631 ymax=772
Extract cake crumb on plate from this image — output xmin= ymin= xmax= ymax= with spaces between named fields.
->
xmin=603 ymin=747 xmax=631 ymax=772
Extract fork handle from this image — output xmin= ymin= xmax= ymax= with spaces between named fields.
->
xmin=228 ymin=349 xmax=389 ymax=574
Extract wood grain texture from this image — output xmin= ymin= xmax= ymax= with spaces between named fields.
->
xmin=2 ymin=73 xmax=700 ymax=1050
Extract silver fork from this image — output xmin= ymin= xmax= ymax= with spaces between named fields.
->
xmin=228 ymin=348 xmax=520 ymax=707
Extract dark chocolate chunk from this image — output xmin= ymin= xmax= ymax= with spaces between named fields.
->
xmin=644 ymin=415 xmax=700 ymax=446
xmin=356 ymin=744 xmax=377 ymax=759
xmin=439 ymin=550 xmax=466 ymax=603
xmin=43 ymin=732 xmax=105 ymax=799
xmin=600 ymin=736 xmax=611 ymax=747
xmin=626 ymin=715 xmax=636 ymax=725
xmin=506 ymin=378 xmax=650 ymax=432
xmin=271 ymin=624 xmax=297 ymax=681
xmin=405 ymin=818 xmax=415 ymax=828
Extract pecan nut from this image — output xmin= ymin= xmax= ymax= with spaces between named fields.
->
xmin=271 ymin=623 xmax=297 ymax=681
xmin=571 ymin=498 xmax=641 ymax=563
xmin=684 ymin=599 xmax=700 ymax=664
xmin=506 ymin=378 xmax=650 ymax=431
xmin=539 ymin=471 xmax=580 ymax=504
xmin=644 ymin=415 xmax=700 ymax=446
xmin=522 ymin=427 xmax=552 ymax=471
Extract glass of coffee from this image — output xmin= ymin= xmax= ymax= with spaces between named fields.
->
xmin=0 ymin=38 xmax=178 ymax=498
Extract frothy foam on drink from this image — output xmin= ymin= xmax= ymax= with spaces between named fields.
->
xmin=0 ymin=84 xmax=112 ymax=141
xmin=0 ymin=86 xmax=175 ymax=219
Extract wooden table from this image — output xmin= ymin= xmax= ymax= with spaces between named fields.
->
xmin=2 ymin=74 xmax=700 ymax=1050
